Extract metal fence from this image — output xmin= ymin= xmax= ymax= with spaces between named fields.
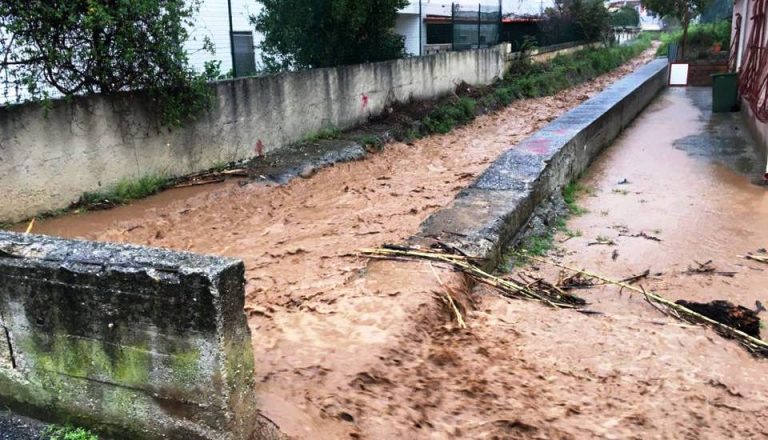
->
xmin=451 ymin=3 xmax=502 ymax=51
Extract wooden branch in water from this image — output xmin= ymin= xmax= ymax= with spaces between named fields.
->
xmin=359 ymin=248 xmax=580 ymax=308
xmin=429 ymin=263 xmax=467 ymax=329
xmin=742 ymin=254 xmax=768 ymax=265
xmin=24 ymin=218 xmax=35 ymax=234
xmin=521 ymin=253 xmax=768 ymax=357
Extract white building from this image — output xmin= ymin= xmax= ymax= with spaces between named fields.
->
xmin=3 ymin=0 xmax=554 ymax=104
xmin=396 ymin=1 xmax=555 ymax=56
xmin=605 ymin=0 xmax=664 ymax=31
xmin=185 ymin=0 xmax=264 ymax=76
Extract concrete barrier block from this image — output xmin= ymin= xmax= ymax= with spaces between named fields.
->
xmin=0 ymin=231 xmax=278 ymax=439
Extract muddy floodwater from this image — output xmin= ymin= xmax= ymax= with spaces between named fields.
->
xmin=548 ymin=87 xmax=768 ymax=308
xmin=484 ymin=86 xmax=768 ymax=438
xmin=19 ymin=48 xmax=768 ymax=438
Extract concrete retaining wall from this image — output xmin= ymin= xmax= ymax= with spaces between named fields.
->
xmin=0 ymin=45 xmax=510 ymax=224
xmin=415 ymin=58 xmax=670 ymax=263
xmin=0 ymin=231 xmax=280 ymax=439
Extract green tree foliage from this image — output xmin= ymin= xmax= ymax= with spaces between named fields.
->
xmin=550 ymin=0 xmax=611 ymax=43
xmin=700 ymin=0 xmax=733 ymax=23
xmin=253 ymin=0 xmax=408 ymax=71
xmin=611 ymin=6 xmax=641 ymax=27
xmin=641 ymin=0 xmax=712 ymax=55
xmin=0 ymin=0 xmax=219 ymax=127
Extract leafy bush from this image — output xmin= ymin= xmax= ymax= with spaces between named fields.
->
xmin=656 ymin=20 xmax=732 ymax=57
xmin=253 ymin=0 xmax=408 ymax=71
xmin=44 ymin=425 xmax=98 ymax=440
xmin=0 ymin=1 xmax=219 ymax=127
xmin=611 ymin=6 xmax=641 ymax=27
xmin=422 ymin=97 xmax=477 ymax=134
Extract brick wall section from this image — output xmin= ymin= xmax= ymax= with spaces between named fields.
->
xmin=0 ymin=231 xmax=282 ymax=440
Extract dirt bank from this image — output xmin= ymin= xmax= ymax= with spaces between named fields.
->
xmin=25 ymin=47 xmax=661 ymax=438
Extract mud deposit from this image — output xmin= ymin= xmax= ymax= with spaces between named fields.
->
xmin=22 ymin=48 xmax=662 ymax=438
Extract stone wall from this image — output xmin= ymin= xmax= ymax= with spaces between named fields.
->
xmin=0 ymin=45 xmax=509 ymax=224
xmin=0 ymin=231 xmax=281 ymax=439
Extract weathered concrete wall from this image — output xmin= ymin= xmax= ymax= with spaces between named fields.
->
xmin=742 ymin=101 xmax=768 ymax=160
xmin=0 ymin=45 xmax=510 ymax=223
xmin=415 ymin=58 xmax=670 ymax=263
xmin=0 ymin=231 xmax=281 ymax=439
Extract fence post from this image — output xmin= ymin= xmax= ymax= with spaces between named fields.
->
xmin=451 ymin=3 xmax=455 ymax=51
xmin=478 ymin=3 xmax=481 ymax=48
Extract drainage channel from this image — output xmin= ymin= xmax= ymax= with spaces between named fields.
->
xmin=4 ymin=49 xmax=663 ymax=438
xmin=485 ymin=86 xmax=768 ymax=438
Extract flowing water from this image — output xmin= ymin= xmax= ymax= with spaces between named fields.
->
xmin=17 ymin=49 xmax=765 ymax=438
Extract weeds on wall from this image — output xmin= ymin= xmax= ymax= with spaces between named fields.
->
xmin=44 ymin=425 xmax=98 ymax=440
xmin=78 ymin=174 xmax=171 ymax=208
xmin=500 ymin=180 xmax=592 ymax=270
xmin=420 ymin=35 xmax=654 ymax=136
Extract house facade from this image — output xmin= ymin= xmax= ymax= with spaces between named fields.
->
xmin=396 ymin=1 xmax=555 ymax=56
xmin=185 ymin=0 xmax=263 ymax=76
xmin=731 ymin=0 xmax=768 ymax=154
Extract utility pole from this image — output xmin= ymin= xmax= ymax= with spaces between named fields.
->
xmin=419 ymin=0 xmax=423 ymax=56
xmin=478 ymin=3 xmax=482 ymax=48
xmin=227 ymin=0 xmax=237 ymax=78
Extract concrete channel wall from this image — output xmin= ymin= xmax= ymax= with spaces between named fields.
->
xmin=416 ymin=58 xmax=670 ymax=263
xmin=0 ymin=45 xmax=509 ymax=224
xmin=0 ymin=231 xmax=281 ymax=439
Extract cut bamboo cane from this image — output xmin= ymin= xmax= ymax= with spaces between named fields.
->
xmin=24 ymin=218 xmax=35 ymax=234
xmin=429 ymin=263 xmax=467 ymax=329
xmin=522 ymin=253 xmax=768 ymax=356
xmin=359 ymin=248 xmax=574 ymax=308
xmin=742 ymin=254 xmax=768 ymax=264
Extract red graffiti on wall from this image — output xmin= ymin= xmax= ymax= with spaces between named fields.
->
xmin=361 ymin=94 xmax=369 ymax=109
xmin=255 ymin=139 xmax=265 ymax=156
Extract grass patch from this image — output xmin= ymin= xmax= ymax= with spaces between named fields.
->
xmin=303 ymin=127 xmax=342 ymax=143
xmin=501 ymin=230 xmax=556 ymax=270
xmin=79 ymin=174 xmax=170 ymax=207
xmin=355 ymin=134 xmax=384 ymax=149
xmin=563 ymin=181 xmax=589 ymax=215
xmin=44 ymin=425 xmax=98 ymax=440
xmin=563 ymin=228 xmax=582 ymax=238
xmin=422 ymin=97 xmax=477 ymax=134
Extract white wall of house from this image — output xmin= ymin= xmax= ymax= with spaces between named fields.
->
xmin=185 ymin=0 xmax=263 ymax=75
xmin=395 ymin=13 xmax=425 ymax=56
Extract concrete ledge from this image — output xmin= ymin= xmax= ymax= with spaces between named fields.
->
xmin=0 ymin=231 xmax=280 ymax=439
xmin=414 ymin=58 xmax=669 ymax=265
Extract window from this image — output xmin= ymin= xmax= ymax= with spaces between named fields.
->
xmin=232 ymin=31 xmax=256 ymax=77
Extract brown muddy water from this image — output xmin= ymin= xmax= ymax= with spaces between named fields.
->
xmin=19 ymin=47 xmax=757 ymax=439
xmin=545 ymin=86 xmax=768 ymax=309
xmin=477 ymin=86 xmax=768 ymax=438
